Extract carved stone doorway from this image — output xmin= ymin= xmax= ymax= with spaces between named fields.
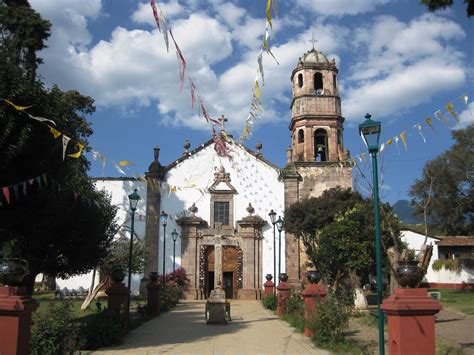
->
xmin=202 ymin=245 xmax=242 ymax=299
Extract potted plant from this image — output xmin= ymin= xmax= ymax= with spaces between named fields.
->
xmin=279 ymin=273 xmax=288 ymax=282
xmin=265 ymin=274 xmax=273 ymax=281
xmin=0 ymin=259 xmax=29 ymax=287
xmin=110 ymin=268 xmax=125 ymax=283
xmin=306 ymin=270 xmax=321 ymax=284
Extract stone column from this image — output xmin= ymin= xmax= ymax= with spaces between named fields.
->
xmin=106 ymin=281 xmax=130 ymax=320
xmin=140 ymin=147 xmax=164 ymax=296
xmin=0 ymin=286 xmax=39 ymax=355
xmin=302 ymin=283 xmax=327 ymax=337
xmin=281 ymin=168 xmax=302 ymax=286
xmin=177 ymin=214 xmax=207 ymax=300
xmin=276 ymin=281 xmax=291 ymax=316
xmin=382 ymin=288 xmax=442 ymax=355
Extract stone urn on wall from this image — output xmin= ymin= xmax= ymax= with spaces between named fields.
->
xmin=306 ymin=270 xmax=321 ymax=284
xmin=110 ymin=268 xmax=125 ymax=284
xmin=395 ymin=260 xmax=425 ymax=288
xmin=265 ymin=274 xmax=273 ymax=282
xmin=279 ymin=273 xmax=289 ymax=282
xmin=0 ymin=259 xmax=29 ymax=287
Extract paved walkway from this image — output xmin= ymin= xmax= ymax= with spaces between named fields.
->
xmin=94 ymin=300 xmax=328 ymax=355
xmin=436 ymin=309 xmax=474 ymax=354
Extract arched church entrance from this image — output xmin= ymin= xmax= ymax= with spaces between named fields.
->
xmin=201 ymin=245 xmax=242 ymax=299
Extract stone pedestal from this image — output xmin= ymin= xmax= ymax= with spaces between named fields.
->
xmin=276 ymin=281 xmax=291 ymax=316
xmin=0 ymin=286 xmax=39 ymax=355
xmin=382 ymin=288 xmax=442 ymax=355
xmin=206 ymin=288 xmax=227 ymax=324
xmin=263 ymin=280 xmax=274 ymax=296
xmin=146 ymin=281 xmax=160 ymax=316
xmin=106 ymin=282 xmax=130 ymax=318
xmin=302 ymin=283 xmax=327 ymax=337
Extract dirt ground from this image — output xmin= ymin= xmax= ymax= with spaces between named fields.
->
xmin=346 ymin=309 xmax=474 ymax=354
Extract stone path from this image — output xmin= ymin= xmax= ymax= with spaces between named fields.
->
xmin=436 ymin=309 xmax=474 ymax=354
xmin=94 ymin=300 xmax=328 ymax=355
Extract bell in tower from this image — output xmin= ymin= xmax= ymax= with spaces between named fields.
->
xmin=289 ymin=43 xmax=349 ymax=163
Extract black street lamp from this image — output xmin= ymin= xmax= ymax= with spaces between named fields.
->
xmin=127 ymin=189 xmax=140 ymax=317
xmin=359 ymin=113 xmax=384 ymax=355
xmin=268 ymin=210 xmax=277 ymax=293
xmin=276 ymin=216 xmax=284 ymax=285
xmin=160 ymin=210 xmax=168 ymax=286
xmin=171 ymin=228 xmax=179 ymax=273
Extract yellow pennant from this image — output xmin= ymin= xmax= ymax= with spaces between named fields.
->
xmin=266 ymin=0 xmax=272 ymax=29
xmin=2 ymin=98 xmax=32 ymax=111
xmin=445 ymin=102 xmax=459 ymax=123
xmin=400 ymin=131 xmax=407 ymax=151
xmin=171 ymin=186 xmax=177 ymax=193
xmin=67 ymin=143 xmax=84 ymax=158
xmin=119 ymin=160 xmax=135 ymax=167
xmin=49 ymin=125 xmax=61 ymax=139
xmin=425 ymin=117 xmax=436 ymax=132
xmin=386 ymin=138 xmax=393 ymax=145
xmin=255 ymin=80 xmax=261 ymax=99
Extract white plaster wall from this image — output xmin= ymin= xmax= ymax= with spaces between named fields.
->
xmin=162 ymin=141 xmax=285 ymax=282
xmin=401 ymin=230 xmax=473 ymax=285
xmin=56 ymin=179 xmax=147 ymax=293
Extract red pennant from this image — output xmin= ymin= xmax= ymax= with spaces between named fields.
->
xmin=169 ymin=29 xmax=186 ymax=92
xmin=150 ymin=0 xmax=161 ymax=31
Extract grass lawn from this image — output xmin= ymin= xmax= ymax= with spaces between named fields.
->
xmin=33 ymin=291 xmax=148 ymax=320
xmin=429 ymin=289 xmax=474 ymax=316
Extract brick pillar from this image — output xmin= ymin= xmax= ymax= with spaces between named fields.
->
xmin=281 ymin=170 xmax=301 ymax=285
xmin=140 ymin=147 xmax=164 ymax=296
xmin=382 ymin=288 xmax=442 ymax=355
xmin=263 ymin=279 xmax=274 ymax=296
xmin=276 ymin=281 xmax=291 ymax=316
xmin=106 ymin=281 xmax=130 ymax=319
xmin=302 ymin=283 xmax=327 ymax=337
xmin=146 ymin=280 xmax=160 ymax=316
xmin=0 ymin=286 xmax=39 ymax=355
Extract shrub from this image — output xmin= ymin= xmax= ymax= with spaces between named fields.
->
xmin=307 ymin=290 xmax=351 ymax=347
xmin=262 ymin=293 xmax=277 ymax=310
xmin=282 ymin=292 xmax=305 ymax=332
xmin=30 ymin=301 xmax=85 ymax=354
xmin=160 ymin=282 xmax=180 ymax=311
xmin=432 ymin=259 xmax=443 ymax=271
xmin=80 ymin=309 xmax=126 ymax=350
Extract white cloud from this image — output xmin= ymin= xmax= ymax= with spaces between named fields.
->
xmin=342 ymin=14 xmax=467 ymax=123
xmin=458 ymin=101 xmax=474 ymax=128
xmin=131 ymin=0 xmax=184 ymax=26
xmin=296 ymin=0 xmax=390 ymax=16
xmin=215 ymin=2 xmax=246 ymax=28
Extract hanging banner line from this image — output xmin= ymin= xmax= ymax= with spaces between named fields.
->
xmin=346 ymin=92 xmax=472 ymax=174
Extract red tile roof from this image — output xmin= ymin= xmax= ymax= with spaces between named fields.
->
xmin=437 ymin=237 xmax=474 ymax=246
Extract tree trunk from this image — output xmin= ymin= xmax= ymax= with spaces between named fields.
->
xmin=387 ymin=247 xmax=400 ymax=294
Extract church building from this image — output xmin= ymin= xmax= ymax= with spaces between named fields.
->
xmin=77 ymin=46 xmax=353 ymax=299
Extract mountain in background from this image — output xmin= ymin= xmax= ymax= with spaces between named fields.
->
xmin=392 ymin=199 xmax=423 ymax=224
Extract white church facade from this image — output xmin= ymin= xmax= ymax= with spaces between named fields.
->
xmin=57 ymin=46 xmax=353 ymax=299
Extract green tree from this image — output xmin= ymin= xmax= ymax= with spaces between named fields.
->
xmin=0 ymin=0 xmax=117 ymax=293
xmin=285 ymin=188 xmax=402 ymax=293
xmin=410 ymin=124 xmax=474 ymax=236
xmin=420 ymin=0 xmax=474 ymax=17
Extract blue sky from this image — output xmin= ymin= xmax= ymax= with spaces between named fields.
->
xmin=29 ymin=0 xmax=473 ymax=204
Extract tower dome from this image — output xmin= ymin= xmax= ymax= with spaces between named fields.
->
xmin=297 ymin=48 xmax=330 ymax=66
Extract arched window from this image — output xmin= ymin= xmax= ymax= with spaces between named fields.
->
xmin=298 ymin=129 xmax=304 ymax=143
xmin=298 ymin=73 xmax=303 ymax=88
xmin=314 ymin=129 xmax=328 ymax=162
xmin=333 ymin=74 xmax=337 ymax=93
xmin=314 ymin=72 xmax=323 ymax=91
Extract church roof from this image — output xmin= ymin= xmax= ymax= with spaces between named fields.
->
xmin=299 ymin=48 xmax=330 ymax=65
xmin=166 ymin=136 xmax=280 ymax=172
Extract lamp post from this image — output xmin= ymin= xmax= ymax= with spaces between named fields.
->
xmin=171 ymin=228 xmax=179 ymax=273
xmin=160 ymin=211 xmax=168 ymax=286
xmin=127 ymin=189 xmax=141 ymax=317
xmin=268 ymin=210 xmax=277 ymax=293
xmin=359 ymin=113 xmax=384 ymax=355
xmin=276 ymin=216 xmax=284 ymax=285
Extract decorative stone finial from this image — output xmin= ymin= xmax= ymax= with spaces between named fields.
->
xmin=148 ymin=146 xmax=163 ymax=176
xmin=246 ymin=203 xmax=255 ymax=216
xmin=255 ymin=142 xmax=262 ymax=157
xmin=286 ymin=145 xmax=293 ymax=164
xmin=183 ymin=139 xmax=190 ymax=155
xmin=153 ymin=147 xmax=160 ymax=161
xmin=188 ymin=203 xmax=198 ymax=216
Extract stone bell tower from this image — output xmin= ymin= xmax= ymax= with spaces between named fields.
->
xmin=281 ymin=45 xmax=352 ymax=285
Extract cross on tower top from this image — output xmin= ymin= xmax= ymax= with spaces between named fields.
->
xmin=309 ymin=32 xmax=318 ymax=49
xmin=218 ymin=114 xmax=228 ymax=132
